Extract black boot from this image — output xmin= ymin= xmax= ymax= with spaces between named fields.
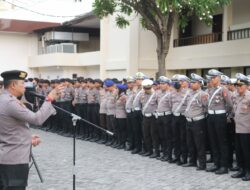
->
xmin=215 ymin=167 xmax=228 ymax=175
xmin=149 ymin=151 xmax=160 ymax=159
xmin=206 ymin=165 xmax=219 ymax=172
xmin=142 ymin=151 xmax=153 ymax=157
xmin=242 ymin=171 xmax=250 ymax=181
xmin=182 ymin=162 xmax=197 ymax=167
xmin=231 ymin=168 xmax=245 ymax=178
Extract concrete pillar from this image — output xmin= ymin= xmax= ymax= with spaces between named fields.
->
xmin=223 ymin=4 xmax=233 ymax=41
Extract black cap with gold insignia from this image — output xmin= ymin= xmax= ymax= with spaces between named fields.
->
xmin=1 ymin=70 xmax=28 ymax=81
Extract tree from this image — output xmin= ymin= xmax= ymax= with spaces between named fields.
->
xmin=93 ymin=0 xmax=231 ymax=76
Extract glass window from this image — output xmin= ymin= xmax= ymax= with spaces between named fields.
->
xmin=201 ymin=69 xmax=210 ymax=78
xmin=244 ymin=67 xmax=250 ymax=76
xmin=219 ymin=68 xmax=231 ymax=77
xmin=186 ymin=69 xmax=196 ymax=77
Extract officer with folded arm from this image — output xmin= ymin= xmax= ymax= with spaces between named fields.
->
xmin=0 ymin=70 xmax=61 ymax=190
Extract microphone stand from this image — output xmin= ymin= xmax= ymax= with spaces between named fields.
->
xmin=29 ymin=152 xmax=44 ymax=183
xmin=34 ymin=95 xmax=113 ymax=190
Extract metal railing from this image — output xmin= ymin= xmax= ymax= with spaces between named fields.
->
xmin=173 ymin=32 xmax=222 ymax=47
xmin=228 ymin=28 xmax=250 ymax=41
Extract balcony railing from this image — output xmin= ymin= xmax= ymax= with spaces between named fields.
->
xmin=173 ymin=33 xmax=222 ymax=47
xmin=228 ymin=28 xmax=250 ymax=41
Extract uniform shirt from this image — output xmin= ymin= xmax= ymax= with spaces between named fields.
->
xmin=207 ymin=85 xmax=232 ymax=111
xmin=184 ymin=89 xmax=208 ymax=118
xmin=171 ymin=88 xmax=189 ymax=114
xmin=87 ymin=88 xmax=98 ymax=104
xmin=156 ymin=89 xmax=172 ymax=113
xmin=73 ymin=87 xmax=82 ymax=104
xmin=106 ymin=90 xmax=117 ymax=116
xmin=132 ymin=86 xmax=143 ymax=110
xmin=140 ymin=90 xmax=157 ymax=114
xmin=74 ymin=87 xmax=87 ymax=104
xmin=0 ymin=90 xmax=56 ymax=164
xmin=99 ymin=89 xmax=108 ymax=114
xmin=234 ymin=91 xmax=250 ymax=133
xmin=125 ymin=89 xmax=135 ymax=111
xmin=228 ymin=90 xmax=237 ymax=118
xmin=79 ymin=88 xmax=88 ymax=104
xmin=94 ymin=88 xmax=101 ymax=104
xmin=115 ymin=93 xmax=127 ymax=118
xmin=61 ymin=86 xmax=74 ymax=101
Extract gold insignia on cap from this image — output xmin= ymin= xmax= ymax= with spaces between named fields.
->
xmin=19 ymin=72 xmax=26 ymax=79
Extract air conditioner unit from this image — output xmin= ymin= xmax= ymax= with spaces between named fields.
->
xmin=46 ymin=43 xmax=77 ymax=53
xmin=57 ymin=43 xmax=77 ymax=53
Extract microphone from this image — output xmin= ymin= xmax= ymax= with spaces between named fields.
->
xmin=24 ymin=90 xmax=45 ymax=104
xmin=28 ymin=91 xmax=46 ymax=99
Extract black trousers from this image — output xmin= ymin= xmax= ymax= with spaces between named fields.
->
xmin=172 ymin=115 xmax=188 ymax=161
xmin=87 ymin=104 xmax=96 ymax=137
xmin=132 ymin=111 xmax=143 ymax=151
xmin=142 ymin=116 xmax=160 ymax=153
xmin=106 ymin=115 xmax=116 ymax=137
xmin=235 ymin=133 xmax=250 ymax=171
xmin=61 ymin=101 xmax=73 ymax=134
xmin=186 ymin=119 xmax=206 ymax=167
xmin=75 ymin=104 xmax=82 ymax=136
xmin=116 ymin=118 xmax=127 ymax=145
xmin=227 ymin=118 xmax=236 ymax=167
xmin=207 ymin=113 xmax=229 ymax=167
xmin=126 ymin=112 xmax=135 ymax=149
xmin=55 ymin=101 xmax=64 ymax=132
xmin=156 ymin=115 xmax=173 ymax=157
xmin=0 ymin=164 xmax=29 ymax=190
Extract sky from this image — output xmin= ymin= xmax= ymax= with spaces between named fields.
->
xmin=0 ymin=0 xmax=95 ymax=23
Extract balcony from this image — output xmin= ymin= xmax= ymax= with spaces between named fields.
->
xmin=228 ymin=28 xmax=250 ymax=41
xmin=28 ymin=51 xmax=100 ymax=68
xmin=173 ymin=33 xmax=222 ymax=47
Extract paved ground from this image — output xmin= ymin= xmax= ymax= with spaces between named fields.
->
xmin=27 ymin=129 xmax=249 ymax=190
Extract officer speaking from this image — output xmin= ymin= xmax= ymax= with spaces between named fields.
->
xmin=0 ymin=70 xmax=61 ymax=190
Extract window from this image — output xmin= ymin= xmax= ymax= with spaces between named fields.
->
xmin=219 ymin=68 xmax=231 ymax=77
xmin=244 ymin=67 xmax=250 ymax=76
xmin=201 ymin=69 xmax=210 ymax=78
xmin=186 ymin=69 xmax=196 ymax=78
xmin=72 ymin=74 xmax=77 ymax=79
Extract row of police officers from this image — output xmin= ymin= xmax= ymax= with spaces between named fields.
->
xmin=30 ymin=69 xmax=250 ymax=182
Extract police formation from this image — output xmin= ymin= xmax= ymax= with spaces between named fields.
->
xmin=19 ymin=70 xmax=250 ymax=182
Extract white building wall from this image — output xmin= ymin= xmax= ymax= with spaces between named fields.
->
xmin=232 ymin=0 xmax=250 ymax=25
xmin=0 ymin=32 xmax=37 ymax=79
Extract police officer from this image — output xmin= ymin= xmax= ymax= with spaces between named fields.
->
xmin=206 ymin=69 xmax=232 ymax=174
xmin=125 ymin=76 xmax=136 ymax=151
xmin=105 ymin=80 xmax=117 ymax=146
xmin=72 ymin=77 xmax=84 ymax=138
xmin=98 ymin=81 xmax=108 ymax=143
xmin=0 ymin=70 xmax=59 ymax=190
xmin=171 ymin=74 xmax=190 ymax=165
xmin=115 ymin=84 xmax=128 ymax=149
xmin=61 ymin=79 xmax=75 ymax=137
xmin=131 ymin=72 xmax=145 ymax=154
xmin=155 ymin=76 xmax=173 ymax=162
xmin=231 ymin=73 xmax=250 ymax=181
xmin=140 ymin=79 xmax=160 ymax=158
xmin=184 ymin=73 xmax=208 ymax=170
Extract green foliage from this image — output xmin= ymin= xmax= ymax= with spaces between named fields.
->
xmin=92 ymin=0 xmax=117 ymax=18
xmin=116 ymin=15 xmax=130 ymax=28
xmin=93 ymin=0 xmax=231 ymax=29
